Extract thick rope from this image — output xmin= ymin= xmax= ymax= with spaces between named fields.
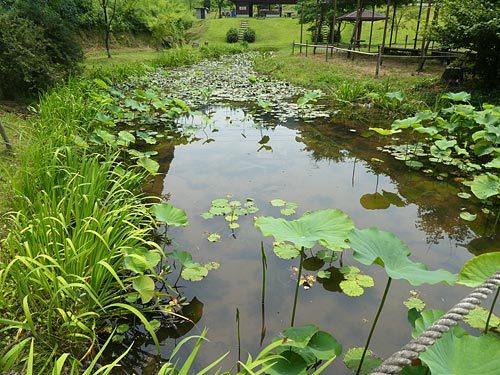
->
xmin=370 ymin=270 xmax=500 ymax=375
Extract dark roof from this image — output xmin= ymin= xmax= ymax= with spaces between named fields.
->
xmin=337 ymin=10 xmax=387 ymax=21
xmin=232 ymin=0 xmax=297 ymax=3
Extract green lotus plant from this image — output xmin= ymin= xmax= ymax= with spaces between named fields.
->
xmin=457 ymin=252 xmax=500 ymax=333
xmin=348 ymin=228 xmax=457 ymax=375
xmin=255 ymin=209 xmax=354 ymax=326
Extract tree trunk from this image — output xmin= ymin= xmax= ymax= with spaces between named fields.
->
xmin=0 ymin=115 xmax=13 ymax=153
xmin=417 ymin=3 xmax=439 ymax=72
xmin=102 ymin=0 xmax=112 ymax=58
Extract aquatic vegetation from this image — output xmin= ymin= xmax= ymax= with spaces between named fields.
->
xmin=270 ymin=198 xmax=299 ymax=216
xmin=256 ymin=209 xmax=354 ymax=325
xmin=348 ymin=228 xmax=457 ymax=374
xmin=201 ymin=196 xmax=259 ymax=236
xmin=169 ymin=250 xmax=219 ymax=282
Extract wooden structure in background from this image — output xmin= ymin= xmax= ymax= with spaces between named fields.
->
xmin=232 ymin=0 xmax=297 ymax=17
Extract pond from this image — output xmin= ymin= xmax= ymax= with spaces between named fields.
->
xmin=109 ymin=55 xmax=497 ymax=374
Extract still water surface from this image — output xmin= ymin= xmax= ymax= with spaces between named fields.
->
xmin=126 ymin=105 xmax=495 ymax=374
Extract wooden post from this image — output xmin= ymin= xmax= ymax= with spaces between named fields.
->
xmin=349 ymin=0 xmax=363 ymax=56
xmin=300 ymin=4 xmax=304 ymax=53
xmin=418 ymin=2 xmax=439 ymax=72
xmin=330 ymin=0 xmax=338 ymax=45
xmin=375 ymin=0 xmax=391 ymax=78
xmin=0 ymin=115 xmax=13 ymax=153
xmin=368 ymin=5 xmax=375 ymax=52
xmin=326 ymin=43 xmax=329 ymax=61
xmin=389 ymin=1 xmax=397 ymax=47
xmin=413 ymin=0 xmax=424 ymax=49
xmin=305 ymin=42 xmax=308 ymax=56
xmin=292 ymin=40 xmax=295 ymax=54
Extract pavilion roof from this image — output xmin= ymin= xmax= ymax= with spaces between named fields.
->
xmin=337 ymin=10 xmax=387 ymax=21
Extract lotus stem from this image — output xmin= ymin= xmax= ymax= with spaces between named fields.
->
xmin=260 ymin=242 xmax=267 ymax=346
xmin=236 ymin=308 xmax=241 ymax=372
xmin=485 ymin=286 xmax=499 ymax=333
xmin=291 ymin=249 xmax=305 ymax=327
xmin=356 ymin=276 xmax=392 ymax=375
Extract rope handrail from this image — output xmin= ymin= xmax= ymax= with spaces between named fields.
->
xmin=370 ymin=270 xmax=500 ymax=375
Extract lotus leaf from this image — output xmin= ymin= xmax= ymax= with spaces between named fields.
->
xmin=281 ymin=325 xmax=319 ymax=348
xmin=348 ymin=228 xmax=457 ymax=286
xmin=369 ymin=127 xmax=402 ymax=136
xmin=255 ymin=209 xmax=354 ymax=250
xmin=459 ymin=211 xmax=477 ymax=221
xmin=419 ymin=332 xmax=500 ymax=375
xmin=271 ymin=199 xmax=287 ymax=207
xmin=343 ymin=347 xmax=382 ymax=375
xmin=151 ymin=203 xmax=189 ymax=227
xmin=181 ymin=264 xmax=208 ymax=282
xmin=273 ymin=242 xmax=301 ymax=259
xmin=457 ymin=252 xmax=500 ymax=287
xmin=464 ymin=306 xmax=500 ymax=331
xmin=137 ymin=157 xmax=159 ymax=175
xmin=124 ymin=248 xmax=161 ymax=274
xmin=468 ymin=173 xmax=500 ymax=200
xmin=339 ymin=266 xmax=374 ymax=297
xmin=267 ymin=350 xmax=307 ymax=375
xmin=441 ymin=92 xmax=471 ymax=102
xmin=403 ymin=297 xmax=426 ymax=312
xmin=207 ymin=233 xmax=221 ymax=242
xmin=133 ymin=275 xmax=155 ymax=304
xmin=308 ymin=331 xmax=342 ymax=360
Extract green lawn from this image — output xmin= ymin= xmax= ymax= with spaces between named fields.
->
xmin=195 ymin=18 xmax=302 ymax=50
xmin=196 ymin=5 xmax=427 ymax=52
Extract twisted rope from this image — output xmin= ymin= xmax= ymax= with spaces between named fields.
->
xmin=370 ymin=270 xmax=500 ymax=375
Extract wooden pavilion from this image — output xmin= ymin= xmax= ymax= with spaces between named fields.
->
xmin=232 ymin=0 xmax=297 ymax=17
xmin=337 ymin=9 xmax=387 ymax=49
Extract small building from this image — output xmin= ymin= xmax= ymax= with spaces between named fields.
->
xmin=195 ymin=7 xmax=208 ymax=19
xmin=232 ymin=0 xmax=297 ymax=17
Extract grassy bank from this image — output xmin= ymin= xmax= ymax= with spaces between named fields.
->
xmin=0 ymin=43 xmax=259 ymax=373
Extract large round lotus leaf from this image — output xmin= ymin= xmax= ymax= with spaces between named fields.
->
xmin=348 ymin=228 xmax=457 ymax=286
xmin=457 ymin=252 xmax=500 ymax=287
xmin=151 ymin=203 xmax=189 ymax=227
xmin=420 ymin=333 xmax=500 ymax=375
xmin=360 ymin=193 xmax=390 ymax=210
xmin=267 ymin=350 xmax=307 ymax=375
xmin=469 ymin=173 xmax=500 ymax=200
xmin=255 ymin=209 xmax=354 ymax=250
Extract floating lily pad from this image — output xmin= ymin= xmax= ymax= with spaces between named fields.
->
xmin=207 ymin=233 xmax=221 ymax=242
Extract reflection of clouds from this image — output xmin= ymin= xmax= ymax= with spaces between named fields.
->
xmin=145 ymin=106 xmax=478 ymax=374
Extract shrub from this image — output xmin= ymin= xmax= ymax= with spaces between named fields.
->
xmin=226 ymin=28 xmax=239 ymax=43
xmin=243 ymin=28 xmax=256 ymax=43
xmin=0 ymin=14 xmax=54 ymax=99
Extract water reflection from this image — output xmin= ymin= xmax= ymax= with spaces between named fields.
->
xmin=129 ymin=105 xmax=495 ymax=374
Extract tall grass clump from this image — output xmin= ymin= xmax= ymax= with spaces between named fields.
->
xmin=2 ymin=147 xmax=161 ymax=356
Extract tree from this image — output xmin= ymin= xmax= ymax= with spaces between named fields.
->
xmin=213 ymin=0 xmax=227 ymax=18
xmin=99 ymin=0 xmax=138 ymax=58
xmin=434 ymin=0 xmax=500 ymax=82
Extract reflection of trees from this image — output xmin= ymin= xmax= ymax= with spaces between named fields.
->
xmin=294 ymin=119 xmax=480 ymax=249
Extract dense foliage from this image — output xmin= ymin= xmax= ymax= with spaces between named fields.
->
xmin=435 ymin=0 xmax=500 ymax=82
xmin=243 ymin=28 xmax=256 ymax=43
xmin=226 ymin=27 xmax=239 ymax=43
xmin=0 ymin=0 xmax=83 ymax=98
